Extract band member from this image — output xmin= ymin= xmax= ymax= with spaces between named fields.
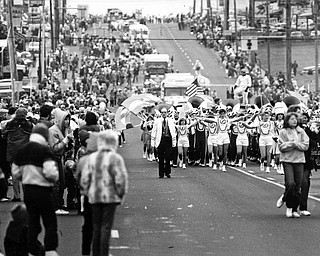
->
xmin=151 ymin=108 xmax=177 ymax=178
xmin=272 ymin=112 xmax=285 ymax=174
xmin=205 ymin=114 xmax=219 ymax=169
xmin=217 ymin=109 xmax=230 ymax=172
xmin=194 ymin=117 xmax=207 ymax=167
xmin=176 ymin=117 xmax=197 ymax=169
xmin=235 ymin=114 xmax=250 ymax=168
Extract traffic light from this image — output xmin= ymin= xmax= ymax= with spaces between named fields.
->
xmin=247 ymin=40 xmax=252 ymax=50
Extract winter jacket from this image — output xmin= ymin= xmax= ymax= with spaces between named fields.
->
xmin=80 ymin=149 xmax=128 ymax=204
xmin=12 ymin=133 xmax=59 ymax=187
xmin=48 ymin=109 xmax=69 ymax=157
xmin=2 ymin=118 xmax=33 ymax=163
xmin=279 ymin=126 xmax=309 ymax=163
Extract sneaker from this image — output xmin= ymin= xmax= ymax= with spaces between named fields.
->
xmin=123 ymin=140 xmax=126 ymax=144
xmin=208 ymin=160 xmax=213 ymax=167
xmin=212 ymin=164 xmax=217 ymax=170
xmin=270 ymin=159 xmax=275 ymax=167
xmin=274 ymin=164 xmax=278 ymax=171
xmin=277 ymin=165 xmax=284 ymax=175
xmin=300 ymin=210 xmax=311 ymax=216
xmin=221 ymin=165 xmax=226 ymax=172
xmin=119 ymin=145 xmax=123 ymax=148
xmin=286 ymin=208 xmax=293 ymax=218
xmin=200 ymin=163 xmax=205 ymax=167
xmin=292 ymin=212 xmax=300 ymax=218
xmin=182 ymin=164 xmax=186 ymax=169
xmin=0 ymin=197 xmax=10 ymax=202
xmin=55 ymin=209 xmax=69 ymax=215
xmin=45 ymin=251 xmax=59 ymax=256
xmin=237 ymin=159 xmax=243 ymax=167
xmin=260 ymin=163 xmax=264 ymax=171
xmin=242 ymin=163 xmax=246 ymax=169
xmin=266 ymin=167 xmax=270 ymax=173
xmin=143 ymin=153 xmax=147 ymax=159
xmin=179 ymin=162 xmax=183 ymax=168
xmin=276 ymin=194 xmax=284 ymax=208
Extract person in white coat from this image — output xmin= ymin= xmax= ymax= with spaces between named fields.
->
xmin=151 ymin=108 xmax=177 ymax=178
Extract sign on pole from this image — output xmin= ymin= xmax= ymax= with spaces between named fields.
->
xmin=241 ymin=36 xmax=258 ymax=51
xmin=241 ymin=31 xmax=258 ymax=51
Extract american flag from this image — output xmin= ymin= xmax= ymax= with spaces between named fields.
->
xmin=186 ymin=78 xmax=204 ymax=97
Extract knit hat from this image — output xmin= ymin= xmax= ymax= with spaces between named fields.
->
xmin=11 ymin=204 xmax=28 ymax=223
xmin=15 ymin=108 xmax=28 ymax=119
xmin=32 ymin=123 xmax=50 ymax=141
xmin=40 ymin=104 xmax=53 ymax=118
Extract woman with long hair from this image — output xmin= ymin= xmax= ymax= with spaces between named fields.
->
xmin=278 ymin=112 xmax=309 ymax=218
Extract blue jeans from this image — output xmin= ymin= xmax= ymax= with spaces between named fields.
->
xmin=283 ymin=162 xmax=304 ymax=211
xmin=91 ymin=203 xmax=118 ymax=256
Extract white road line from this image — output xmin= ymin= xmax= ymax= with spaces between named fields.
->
xmin=110 ymin=246 xmax=140 ymax=250
xmin=266 ymin=177 xmax=276 ymax=181
xmin=230 ymin=166 xmax=320 ymax=203
xmin=111 ymin=230 xmax=119 ymax=238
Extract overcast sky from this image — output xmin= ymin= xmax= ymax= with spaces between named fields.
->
xmin=63 ymin=0 xmax=249 ymax=16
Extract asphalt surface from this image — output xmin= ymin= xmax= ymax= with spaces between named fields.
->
xmin=148 ymin=23 xmax=235 ymax=98
xmin=1 ymin=124 xmax=320 ymax=255
xmin=2 ymin=23 xmax=320 ymax=256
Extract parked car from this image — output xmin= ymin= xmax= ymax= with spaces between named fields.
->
xmin=290 ymin=31 xmax=304 ymax=39
xmin=301 ymin=63 xmax=320 ymax=74
xmin=28 ymin=41 xmax=40 ymax=52
xmin=310 ymin=30 xmax=320 ymax=38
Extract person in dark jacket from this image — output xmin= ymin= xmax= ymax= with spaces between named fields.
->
xmin=79 ymin=111 xmax=100 ymax=133
xmin=12 ymin=124 xmax=59 ymax=256
xmin=2 ymin=108 xmax=33 ymax=202
xmin=4 ymin=204 xmax=29 ymax=256
xmin=38 ymin=104 xmax=53 ymax=128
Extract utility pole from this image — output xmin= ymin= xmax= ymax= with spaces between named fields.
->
xmin=50 ymin=0 xmax=54 ymax=51
xmin=266 ymin=0 xmax=271 ymax=73
xmin=62 ymin=0 xmax=66 ymax=30
xmin=234 ymin=0 xmax=238 ymax=54
xmin=41 ymin=3 xmax=46 ymax=80
xmin=286 ymin=0 xmax=292 ymax=89
xmin=207 ymin=0 xmax=213 ymax=29
xmin=200 ymin=0 xmax=203 ymax=17
xmin=315 ymin=0 xmax=319 ymax=91
xmin=193 ymin=0 xmax=196 ymax=16
xmin=7 ymin=0 xmax=17 ymax=105
xmin=224 ymin=0 xmax=229 ymax=30
xmin=54 ymin=0 xmax=59 ymax=50
xmin=249 ymin=0 xmax=255 ymax=27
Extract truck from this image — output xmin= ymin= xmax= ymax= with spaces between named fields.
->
xmin=1 ymin=64 xmax=29 ymax=81
xmin=160 ymin=73 xmax=195 ymax=106
xmin=160 ymin=73 xmax=212 ymax=106
xmin=144 ymin=54 xmax=171 ymax=83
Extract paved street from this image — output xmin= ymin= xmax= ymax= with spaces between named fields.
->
xmin=148 ymin=23 xmax=235 ymax=98
xmin=2 ymin=124 xmax=320 ymax=255
xmin=2 ymin=23 xmax=320 ymax=256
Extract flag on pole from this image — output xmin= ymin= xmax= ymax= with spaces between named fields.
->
xmin=186 ymin=78 xmax=204 ymax=97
